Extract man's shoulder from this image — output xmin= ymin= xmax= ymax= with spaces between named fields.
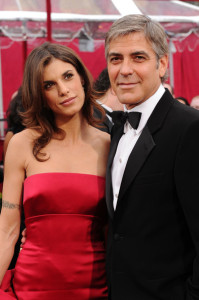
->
xmin=157 ymin=92 xmax=199 ymax=123
xmin=172 ymin=99 xmax=199 ymax=122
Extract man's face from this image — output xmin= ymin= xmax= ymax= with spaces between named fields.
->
xmin=107 ymin=32 xmax=168 ymax=109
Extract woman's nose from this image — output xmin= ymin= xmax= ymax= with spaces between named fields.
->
xmin=58 ymin=81 xmax=69 ymax=96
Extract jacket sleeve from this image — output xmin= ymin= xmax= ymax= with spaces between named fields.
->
xmin=175 ymin=118 xmax=199 ymax=299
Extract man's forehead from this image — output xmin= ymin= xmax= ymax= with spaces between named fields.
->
xmin=107 ymin=33 xmax=154 ymax=56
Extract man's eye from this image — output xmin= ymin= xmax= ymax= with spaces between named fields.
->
xmin=110 ymin=57 xmax=120 ymax=63
xmin=135 ymin=56 xmax=145 ymax=62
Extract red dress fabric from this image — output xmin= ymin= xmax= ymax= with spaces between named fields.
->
xmin=0 ymin=173 xmax=108 ymax=299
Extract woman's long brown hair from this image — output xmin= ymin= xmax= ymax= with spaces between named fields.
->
xmin=21 ymin=42 xmax=105 ymax=161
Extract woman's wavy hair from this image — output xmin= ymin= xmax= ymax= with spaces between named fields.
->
xmin=6 ymin=86 xmax=25 ymax=134
xmin=21 ymin=42 xmax=104 ymax=161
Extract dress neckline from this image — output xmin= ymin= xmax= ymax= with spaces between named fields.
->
xmin=24 ymin=172 xmax=105 ymax=182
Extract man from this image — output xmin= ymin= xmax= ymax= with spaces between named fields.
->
xmin=93 ymin=68 xmax=124 ymax=134
xmin=190 ymin=95 xmax=199 ymax=110
xmin=105 ymin=14 xmax=199 ymax=299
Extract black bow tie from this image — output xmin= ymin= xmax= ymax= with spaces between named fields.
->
xmin=111 ymin=111 xmax=142 ymax=129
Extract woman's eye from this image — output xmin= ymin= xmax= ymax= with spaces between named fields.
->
xmin=44 ymin=82 xmax=54 ymax=90
xmin=65 ymin=73 xmax=73 ymax=79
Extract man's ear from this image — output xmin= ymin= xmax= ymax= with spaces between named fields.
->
xmin=159 ymin=54 xmax=168 ymax=78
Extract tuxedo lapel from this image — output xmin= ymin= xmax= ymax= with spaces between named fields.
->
xmin=117 ymin=125 xmax=155 ymax=204
xmin=106 ymin=90 xmax=174 ymax=216
xmin=147 ymin=89 xmax=173 ymax=134
xmin=105 ymin=117 xmax=113 ymax=134
xmin=116 ymin=90 xmax=174 ymax=209
xmin=106 ymin=126 xmax=124 ymax=219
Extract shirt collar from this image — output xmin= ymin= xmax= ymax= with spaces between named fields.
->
xmin=124 ymin=84 xmax=165 ymax=133
xmin=96 ymin=100 xmax=113 ymax=112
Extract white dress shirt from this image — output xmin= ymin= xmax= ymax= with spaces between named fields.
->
xmin=111 ymin=84 xmax=165 ymax=210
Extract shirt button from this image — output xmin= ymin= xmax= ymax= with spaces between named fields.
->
xmin=119 ymin=158 xmax=122 ymax=163
xmin=115 ymin=193 xmax=118 ymax=198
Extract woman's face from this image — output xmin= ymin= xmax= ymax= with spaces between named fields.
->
xmin=42 ymin=58 xmax=85 ymax=122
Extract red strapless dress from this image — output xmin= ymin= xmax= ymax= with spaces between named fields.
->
xmin=0 ymin=173 xmax=108 ymax=299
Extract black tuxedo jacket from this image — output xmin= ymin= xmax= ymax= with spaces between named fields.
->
xmin=106 ymin=89 xmax=199 ymax=300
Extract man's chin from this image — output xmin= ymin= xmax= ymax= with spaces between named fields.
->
xmin=119 ymin=98 xmax=140 ymax=108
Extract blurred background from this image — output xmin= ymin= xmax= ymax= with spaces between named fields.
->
xmin=0 ymin=0 xmax=199 ymax=153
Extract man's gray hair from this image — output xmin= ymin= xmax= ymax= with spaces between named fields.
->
xmin=105 ymin=14 xmax=169 ymax=82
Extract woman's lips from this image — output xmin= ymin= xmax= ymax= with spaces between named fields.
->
xmin=60 ymin=97 xmax=75 ymax=105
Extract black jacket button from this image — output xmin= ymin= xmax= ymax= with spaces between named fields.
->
xmin=114 ymin=233 xmax=120 ymax=241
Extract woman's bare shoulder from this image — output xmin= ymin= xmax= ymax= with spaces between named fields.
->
xmin=5 ymin=128 xmax=39 ymax=155
xmin=89 ymin=127 xmax=110 ymax=156
xmin=91 ymin=127 xmax=110 ymax=143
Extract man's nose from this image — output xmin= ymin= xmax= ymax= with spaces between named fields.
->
xmin=120 ymin=59 xmax=134 ymax=77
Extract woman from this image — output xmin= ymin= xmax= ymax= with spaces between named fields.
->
xmin=2 ymin=87 xmax=25 ymax=270
xmin=0 ymin=42 xmax=110 ymax=299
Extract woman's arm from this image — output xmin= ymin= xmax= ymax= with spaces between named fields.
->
xmin=0 ymin=133 xmax=25 ymax=284
xmin=3 ymin=131 xmax=14 ymax=160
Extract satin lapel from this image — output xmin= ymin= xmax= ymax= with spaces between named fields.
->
xmin=118 ymin=125 xmax=155 ymax=203
xmin=106 ymin=126 xmax=124 ymax=219
xmin=117 ymin=90 xmax=174 ymax=206
xmin=106 ymin=117 xmax=113 ymax=134
xmin=147 ymin=89 xmax=174 ymax=134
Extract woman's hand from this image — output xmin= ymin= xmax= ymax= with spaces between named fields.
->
xmin=20 ymin=228 xmax=26 ymax=249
